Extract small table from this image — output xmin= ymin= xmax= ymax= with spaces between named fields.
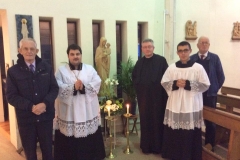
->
xmin=121 ymin=114 xmax=138 ymax=136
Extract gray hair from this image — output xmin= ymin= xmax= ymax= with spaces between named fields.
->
xmin=19 ymin=38 xmax=37 ymax=48
xmin=142 ymin=38 xmax=154 ymax=46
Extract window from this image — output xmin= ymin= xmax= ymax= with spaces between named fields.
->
xmin=39 ymin=21 xmax=54 ymax=68
xmin=116 ymin=24 xmax=122 ymax=98
xmin=92 ymin=23 xmax=100 ymax=67
xmin=138 ymin=24 xmax=142 ymax=59
xmin=67 ymin=21 xmax=77 ymax=45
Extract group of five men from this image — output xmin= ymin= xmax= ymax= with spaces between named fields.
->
xmin=6 ymin=36 xmax=224 ymax=160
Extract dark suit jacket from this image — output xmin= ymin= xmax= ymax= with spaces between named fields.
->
xmin=6 ymin=54 xmax=59 ymax=124
xmin=190 ymin=52 xmax=225 ymax=96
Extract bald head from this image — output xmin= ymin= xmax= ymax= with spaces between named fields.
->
xmin=198 ymin=36 xmax=210 ymax=43
xmin=197 ymin=36 xmax=210 ymax=54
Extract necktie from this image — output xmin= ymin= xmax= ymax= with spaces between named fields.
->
xmin=29 ymin=64 xmax=35 ymax=72
xmin=200 ymin=55 xmax=205 ymax=60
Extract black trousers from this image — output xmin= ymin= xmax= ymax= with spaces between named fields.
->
xmin=18 ymin=120 xmax=53 ymax=160
xmin=54 ymin=126 xmax=106 ymax=160
xmin=203 ymin=92 xmax=217 ymax=147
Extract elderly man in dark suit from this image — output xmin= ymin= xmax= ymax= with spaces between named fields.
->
xmin=190 ymin=36 xmax=225 ymax=151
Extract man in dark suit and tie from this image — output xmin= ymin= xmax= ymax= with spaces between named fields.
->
xmin=6 ymin=38 xmax=59 ymax=160
xmin=190 ymin=36 xmax=225 ymax=151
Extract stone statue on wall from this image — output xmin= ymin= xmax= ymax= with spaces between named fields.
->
xmin=95 ymin=37 xmax=111 ymax=96
xmin=185 ymin=20 xmax=197 ymax=40
xmin=232 ymin=21 xmax=240 ymax=40
xmin=21 ymin=18 xmax=29 ymax=39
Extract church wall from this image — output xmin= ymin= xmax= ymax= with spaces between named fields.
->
xmin=2 ymin=0 xmax=240 ymax=150
xmin=171 ymin=0 xmax=240 ymax=88
xmin=0 ymin=0 xmax=165 ymax=78
xmin=0 ymin=0 xmax=165 ymax=149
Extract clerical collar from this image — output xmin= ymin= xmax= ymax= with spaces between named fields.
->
xmin=176 ymin=60 xmax=194 ymax=68
xmin=69 ymin=62 xmax=82 ymax=70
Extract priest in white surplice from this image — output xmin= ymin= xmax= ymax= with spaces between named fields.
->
xmin=161 ymin=41 xmax=210 ymax=160
xmin=54 ymin=44 xmax=106 ymax=160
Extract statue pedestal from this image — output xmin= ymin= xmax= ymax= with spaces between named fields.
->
xmin=185 ymin=36 xmax=198 ymax=40
xmin=232 ymin=36 xmax=240 ymax=40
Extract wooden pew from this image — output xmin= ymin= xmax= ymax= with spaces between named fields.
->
xmin=221 ymin=86 xmax=240 ymax=96
xmin=203 ymin=106 xmax=240 ymax=160
xmin=218 ymin=86 xmax=240 ymax=113
xmin=215 ymin=87 xmax=240 ymax=147
xmin=217 ymin=94 xmax=240 ymax=115
xmin=202 ymin=147 xmax=225 ymax=160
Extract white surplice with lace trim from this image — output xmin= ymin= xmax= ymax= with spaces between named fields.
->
xmin=54 ymin=64 xmax=101 ymax=138
xmin=161 ymin=63 xmax=210 ymax=130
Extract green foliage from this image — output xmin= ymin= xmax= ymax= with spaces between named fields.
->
xmin=117 ymin=57 xmax=136 ymax=102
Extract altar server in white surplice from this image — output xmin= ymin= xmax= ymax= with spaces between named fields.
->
xmin=161 ymin=41 xmax=210 ymax=160
xmin=54 ymin=44 xmax=106 ymax=160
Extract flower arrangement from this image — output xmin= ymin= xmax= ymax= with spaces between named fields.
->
xmin=103 ymin=78 xmax=119 ymax=99
xmin=99 ymin=78 xmax=124 ymax=116
xmin=99 ymin=99 xmax=124 ymax=116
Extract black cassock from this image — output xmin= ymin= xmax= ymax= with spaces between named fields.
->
xmin=132 ymin=54 xmax=168 ymax=153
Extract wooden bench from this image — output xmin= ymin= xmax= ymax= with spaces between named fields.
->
xmin=203 ymin=106 xmax=240 ymax=160
xmin=215 ymin=87 xmax=240 ymax=146
xmin=218 ymin=86 xmax=240 ymax=114
xmin=221 ymin=86 xmax=240 ymax=96
xmin=217 ymin=94 xmax=240 ymax=115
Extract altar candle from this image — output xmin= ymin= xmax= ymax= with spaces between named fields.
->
xmin=126 ymin=104 xmax=129 ymax=114
xmin=107 ymin=106 xmax=111 ymax=117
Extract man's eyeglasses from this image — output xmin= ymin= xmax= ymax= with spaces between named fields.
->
xmin=142 ymin=46 xmax=153 ymax=49
xmin=200 ymin=42 xmax=209 ymax=45
xmin=177 ymin=49 xmax=189 ymax=53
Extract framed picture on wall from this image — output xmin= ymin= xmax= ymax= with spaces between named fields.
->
xmin=15 ymin=14 xmax=33 ymax=47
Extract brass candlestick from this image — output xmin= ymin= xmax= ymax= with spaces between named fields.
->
xmin=123 ymin=113 xmax=133 ymax=154
xmin=105 ymin=116 xmax=116 ymax=159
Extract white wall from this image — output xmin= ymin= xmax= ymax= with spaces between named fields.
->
xmin=166 ymin=0 xmax=240 ymax=88
xmin=0 ymin=0 xmax=165 ymax=149
xmin=2 ymin=0 xmax=240 ymax=149
xmin=0 ymin=0 xmax=165 ymax=76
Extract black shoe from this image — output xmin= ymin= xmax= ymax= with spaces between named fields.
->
xmin=152 ymin=151 xmax=160 ymax=154
xmin=142 ymin=149 xmax=151 ymax=154
xmin=152 ymin=150 xmax=160 ymax=154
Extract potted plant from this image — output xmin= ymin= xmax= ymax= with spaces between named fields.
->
xmin=117 ymin=57 xmax=137 ymax=115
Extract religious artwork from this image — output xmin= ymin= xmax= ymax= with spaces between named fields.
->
xmin=15 ymin=15 xmax=33 ymax=47
xmin=95 ymin=37 xmax=111 ymax=96
xmin=232 ymin=21 xmax=240 ymax=40
xmin=185 ymin=20 xmax=197 ymax=40
xmin=21 ymin=19 xmax=29 ymax=39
